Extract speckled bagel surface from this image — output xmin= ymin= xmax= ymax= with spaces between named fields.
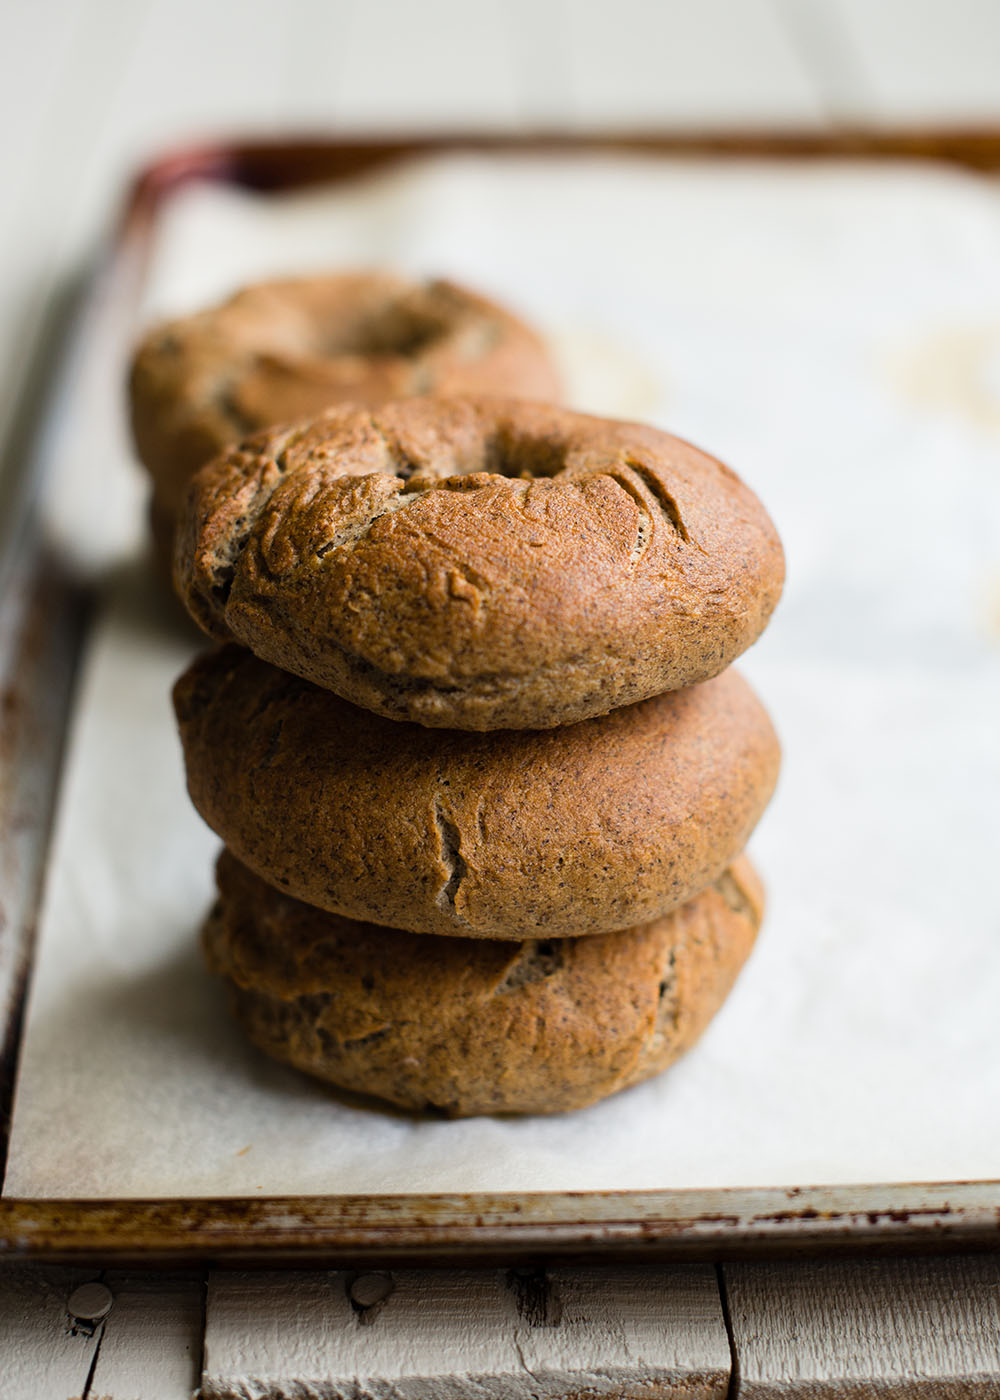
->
xmin=130 ymin=273 xmax=561 ymax=518
xmin=174 ymin=397 xmax=784 ymax=731
xmin=205 ymin=848 xmax=763 ymax=1117
xmin=174 ymin=647 xmax=780 ymax=939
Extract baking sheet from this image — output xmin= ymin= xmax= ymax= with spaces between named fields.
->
xmin=6 ymin=153 xmax=1000 ymax=1199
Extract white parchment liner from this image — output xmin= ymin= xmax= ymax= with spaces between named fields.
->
xmin=6 ymin=154 xmax=1000 ymax=1197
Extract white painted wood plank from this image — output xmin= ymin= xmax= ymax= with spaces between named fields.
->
xmin=767 ymin=0 xmax=876 ymax=124
xmin=96 ymin=0 xmax=288 ymax=146
xmin=0 ymin=1265 xmax=105 ymax=1400
xmin=0 ymin=0 xmax=151 ymax=504
xmin=269 ymin=0 xmax=357 ymax=126
xmin=725 ymin=1254 xmax=1000 ymax=1397
xmin=0 ymin=0 xmax=287 ymax=343
xmin=562 ymin=0 xmax=826 ymax=127
xmin=0 ymin=0 xmax=85 ymax=216
xmin=500 ymin=0 xmax=575 ymax=127
xmin=59 ymin=0 xmax=287 ymax=244
xmin=835 ymin=0 xmax=1000 ymax=122
xmin=0 ymin=0 xmax=148 ymax=233
xmin=203 ymin=1266 xmax=730 ymax=1399
xmin=86 ymin=1271 xmax=203 ymax=1400
xmin=324 ymin=0 xmax=522 ymax=131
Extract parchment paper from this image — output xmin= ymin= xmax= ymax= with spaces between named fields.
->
xmin=6 ymin=154 xmax=1000 ymax=1198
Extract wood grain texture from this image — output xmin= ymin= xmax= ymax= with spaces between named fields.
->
xmin=203 ymin=1265 xmax=731 ymax=1399
xmin=0 ymin=1265 xmax=104 ymax=1400
xmin=724 ymin=1254 xmax=1000 ymax=1398
xmin=86 ymin=1271 xmax=203 ymax=1400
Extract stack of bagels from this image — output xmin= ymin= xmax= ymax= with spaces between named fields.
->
xmin=130 ymin=272 xmax=784 ymax=1117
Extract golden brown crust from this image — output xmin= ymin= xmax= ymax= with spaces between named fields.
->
xmin=174 ymin=397 xmax=785 ymax=731
xmin=174 ymin=647 xmax=780 ymax=939
xmin=205 ymin=849 xmax=764 ymax=1116
xmin=129 ymin=274 xmax=561 ymax=518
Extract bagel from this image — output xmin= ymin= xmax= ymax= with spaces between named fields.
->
xmin=174 ymin=647 xmax=780 ymax=939
xmin=205 ymin=848 xmax=763 ymax=1116
xmin=129 ymin=273 xmax=561 ymax=519
xmin=175 ymin=397 xmax=784 ymax=731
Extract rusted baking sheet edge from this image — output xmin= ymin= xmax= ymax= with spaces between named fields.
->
xmin=0 ymin=554 xmax=89 ymax=1173
xmin=122 ymin=127 xmax=1000 ymax=235
xmin=1 ymin=1182 xmax=998 ymax=1267
xmin=0 ymin=192 xmax=146 ymax=1184
xmin=0 ymin=257 xmax=117 ymax=1179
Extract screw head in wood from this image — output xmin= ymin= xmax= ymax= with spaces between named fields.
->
xmin=350 ymin=1272 xmax=393 ymax=1309
xmin=67 ymin=1282 xmax=113 ymax=1322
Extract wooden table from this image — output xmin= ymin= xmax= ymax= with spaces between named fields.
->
xmin=3 ymin=2 xmax=1000 ymax=1394
xmin=3 ymin=1256 xmax=1000 ymax=1397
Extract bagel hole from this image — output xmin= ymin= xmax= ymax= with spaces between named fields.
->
xmin=484 ymin=425 xmax=568 ymax=480
xmin=319 ymin=291 xmax=453 ymax=359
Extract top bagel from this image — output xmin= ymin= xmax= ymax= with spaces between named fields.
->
xmin=175 ymin=397 xmax=785 ymax=731
xmin=129 ymin=272 xmax=562 ymax=518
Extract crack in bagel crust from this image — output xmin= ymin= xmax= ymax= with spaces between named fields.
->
xmin=602 ymin=458 xmax=689 ymax=567
xmin=433 ymin=798 xmax=468 ymax=914
xmin=623 ymin=456 xmax=690 ymax=540
xmin=177 ymin=397 xmax=785 ymax=730
xmin=313 ymin=489 xmax=423 ymax=559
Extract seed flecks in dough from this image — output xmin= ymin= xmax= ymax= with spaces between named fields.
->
xmin=629 ymin=513 xmax=652 ymax=567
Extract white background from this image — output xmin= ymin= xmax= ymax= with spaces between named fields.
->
xmin=4 ymin=0 xmax=1000 ymax=459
